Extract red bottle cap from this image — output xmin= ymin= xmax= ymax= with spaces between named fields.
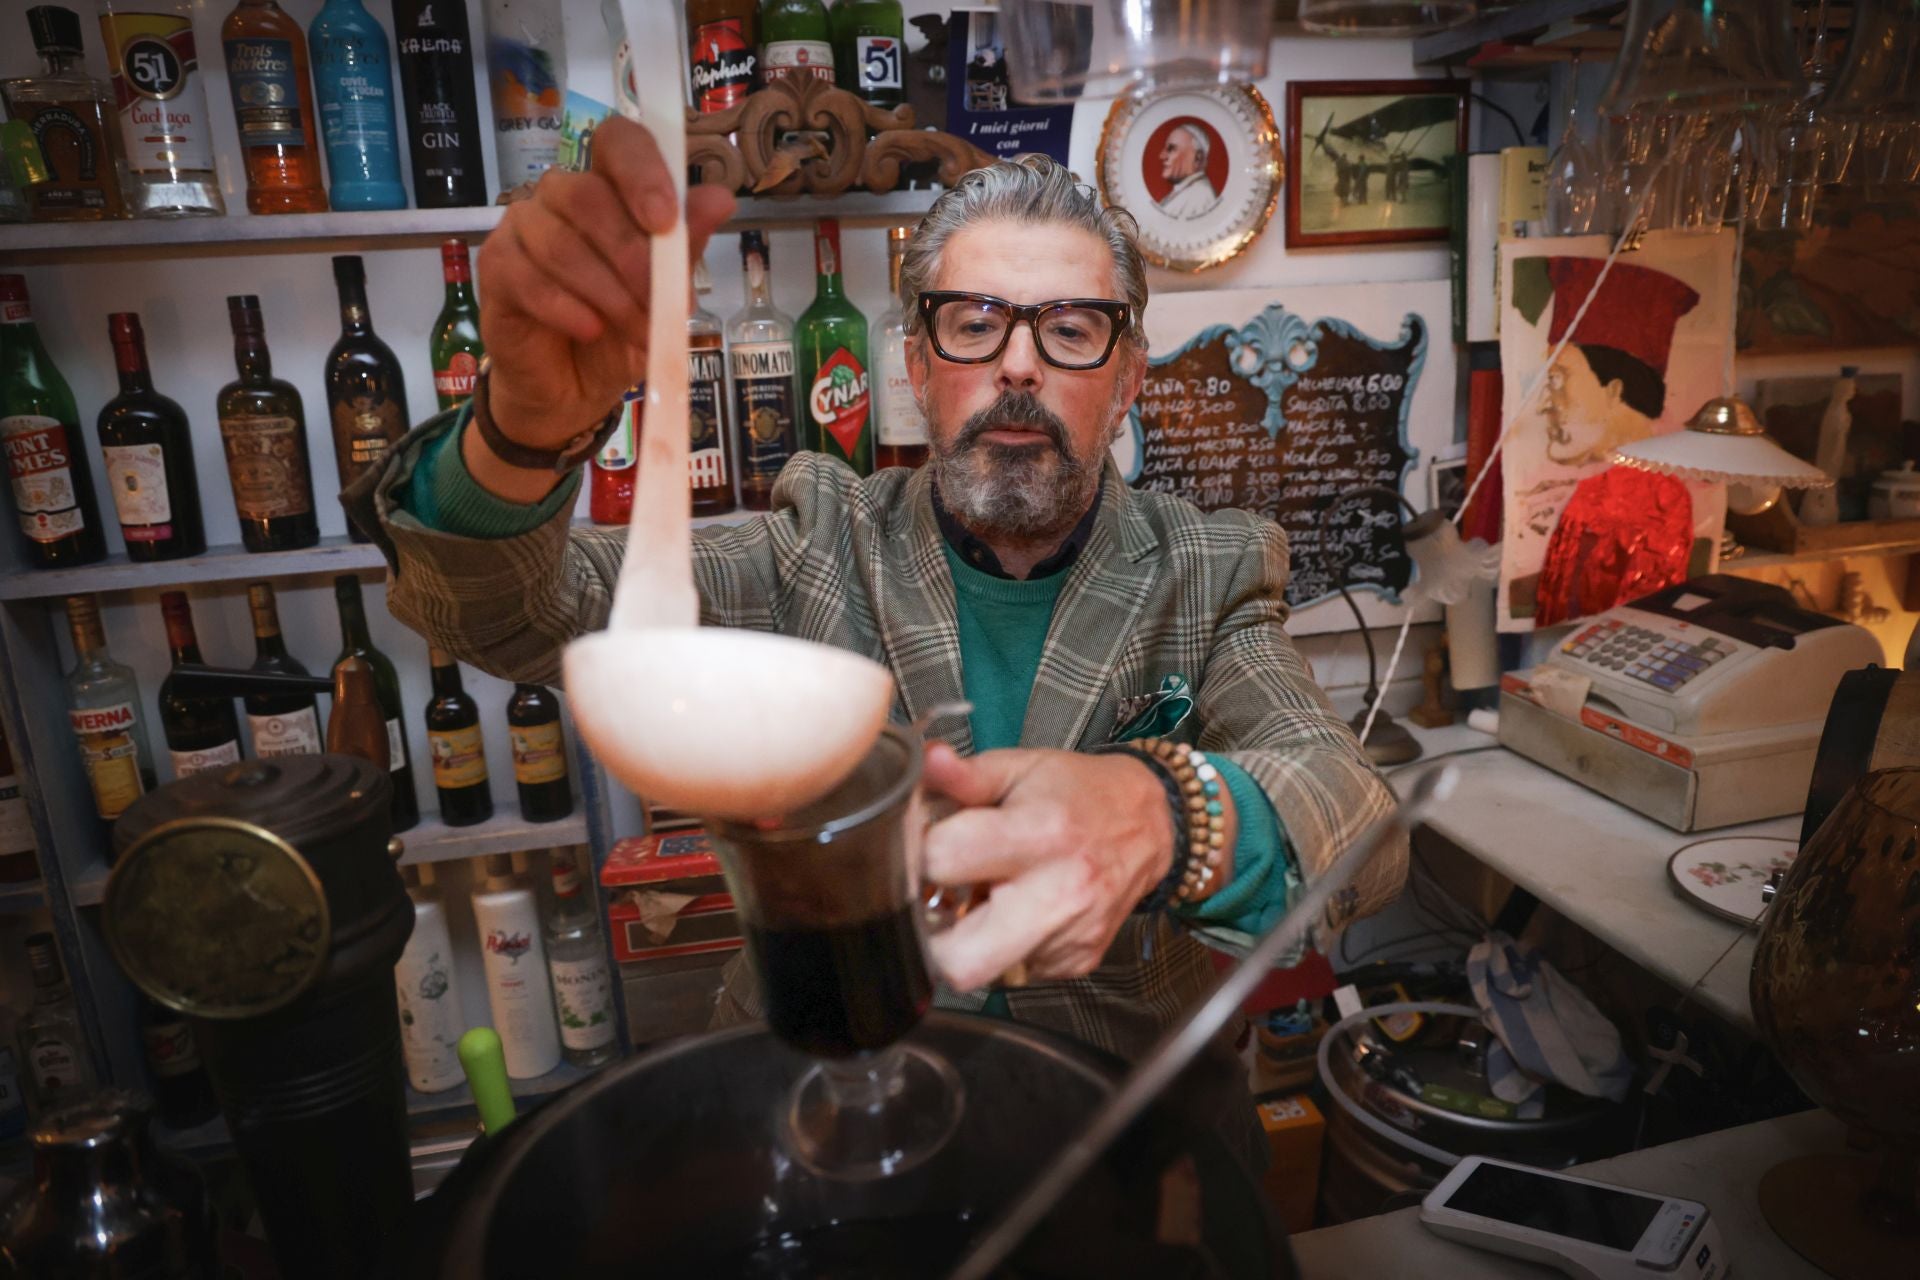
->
xmin=160 ymin=591 xmax=196 ymax=650
xmin=814 ymin=218 xmax=841 ymax=277
xmin=108 ymin=312 xmax=146 ymax=374
xmin=0 ymin=275 xmax=26 ymax=302
xmin=441 ymin=237 xmax=472 ymax=283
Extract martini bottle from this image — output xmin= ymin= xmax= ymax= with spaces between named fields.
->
xmin=794 ymin=218 xmax=872 ymax=476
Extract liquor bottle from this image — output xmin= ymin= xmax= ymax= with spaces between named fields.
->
xmin=97 ymin=313 xmax=206 ymax=561
xmin=1 ymin=274 xmax=106 ymax=568
xmin=830 ymin=0 xmax=905 ymax=109
xmin=0 ymin=1024 xmax=27 ymax=1143
xmin=139 ymin=996 xmax=217 ymax=1129
xmin=508 ymin=683 xmax=572 ymax=823
xmin=97 ymin=0 xmax=223 ymax=217
xmin=760 ymin=0 xmax=834 ymax=86
xmin=393 ymin=0 xmax=488 ymax=209
xmin=688 ymin=0 xmax=758 ymax=113
xmin=335 ymin=574 xmax=421 ymax=831
xmin=425 ymin=647 xmax=493 ymax=828
xmin=689 ymin=262 xmax=735 ymax=516
xmin=796 ymin=218 xmax=873 ymax=475
xmin=0 ymin=726 xmax=38 ymax=885
xmin=17 ymin=933 xmax=98 ymax=1116
xmin=598 ymin=0 xmax=639 ymax=122
xmin=728 ymin=231 xmax=798 ymax=511
xmin=309 ymin=0 xmax=408 ymax=211
xmin=158 ymin=591 xmax=242 ymax=779
xmin=0 ymin=100 xmax=38 ymax=224
xmin=589 ymin=389 xmax=641 ymax=526
xmin=484 ymin=0 xmax=566 ymax=190
xmin=219 ymin=296 xmax=320 ymax=553
xmin=394 ymin=863 xmax=466 ymax=1093
xmin=0 ymin=6 xmax=129 ymax=221
xmin=64 ymin=593 xmax=156 ymax=826
xmin=245 ymin=582 xmax=325 ymax=759
xmin=327 ymin=656 xmax=388 ymax=767
xmin=873 ymin=226 xmax=928 ymax=469
xmin=544 ymin=848 xmax=616 ymax=1068
xmin=472 ymin=852 xmax=561 ymax=1079
xmin=325 ymin=255 xmax=410 ymax=526
xmin=220 ymin=0 xmax=328 ymax=214
xmin=431 ymin=238 xmax=484 ymax=411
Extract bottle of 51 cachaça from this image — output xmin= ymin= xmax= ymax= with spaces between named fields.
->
xmin=1 ymin=274 xmax=106 ymax=568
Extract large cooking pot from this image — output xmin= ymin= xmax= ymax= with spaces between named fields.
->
xmin=398 ymin=1012 xmax=1293 ymax=1279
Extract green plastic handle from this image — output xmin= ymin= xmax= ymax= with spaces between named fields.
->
xmin=458 ymin=1027 xmax=517 ymax=1136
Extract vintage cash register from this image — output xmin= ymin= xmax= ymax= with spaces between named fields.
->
xmin=1499 ymin=576 xmax=1883 ymax=831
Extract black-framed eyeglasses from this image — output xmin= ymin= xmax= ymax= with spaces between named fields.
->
xmin=917 ymin=291 xmax=1131 ymax=370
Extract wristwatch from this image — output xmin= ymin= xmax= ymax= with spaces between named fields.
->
xmin=469 ymin=356 xmax=630 ymax=474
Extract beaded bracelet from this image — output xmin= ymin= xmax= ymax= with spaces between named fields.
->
xmin=1097 ymin=745 xmax=1188 ymax=913
xmin=1095 ymin=738 xmax=1228 ymax=910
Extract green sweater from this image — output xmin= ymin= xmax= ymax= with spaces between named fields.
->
xmin=404 ymin=416 xmax=1292 ymax=945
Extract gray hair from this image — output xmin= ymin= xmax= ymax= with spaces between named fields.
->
xmin=899 ymin=154 xmax=1149 ymax=351
xmin=1175 ymin=123 xmax=1210 ymax=166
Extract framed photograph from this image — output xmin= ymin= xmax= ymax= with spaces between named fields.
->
xmin=1284 ymin=80 xmax=1469 ymax=249
xmin=1096 ymin=83 xmax=1282 ymax=272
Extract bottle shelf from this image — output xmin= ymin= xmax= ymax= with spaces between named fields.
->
xmin=0 ymin=190 xmax=945 ymax=263
xmin=0 ymin=880 xmax=45 ymax=913
xmin=66 ymin=807 xmax=588 ymax=907
xmin=404 ymin=1059 xmax=592 ymax=1119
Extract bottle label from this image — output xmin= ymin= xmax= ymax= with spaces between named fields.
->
xmin=763 ymin=40 xmax=835 ymax=84
xmin=689 ymin=19 xmax=755 ymax=112
xmin=333 ymin=398 xmax=406 ymax=481
xmin=429 ymin=723 xmax=488 ymax=789
xmin=70 ymin=702 xmax=145 ymax=819
xmin=596 ymin=397 xmax=638 ymax=471
xmin=395 ymin=938 xmax=463 ymax=1090
xmin=220 ymin=414 xmax=315 ymax=520
xmin=732 ymin=342 xmax=797 ymax=488
xmin=809 ymin=348 xmax=871 ymax=459
xmin=550 ymin=955 xmax=615 ymax=1050
xmin=511 ymin=721 xmax=567 ymax=786
xmin=312 ymin=27 xmax=398 ymax=165
xmin=688 ymin=342 xmax=729 ymax=490
xmin=2 ymin=415 xmax=88 ymax=544
xmin=28 ymin=1034 xmax=82 ymax=1093
xmin=142 ymin=1017 xmax=201 ymax=1079
xmin=0 ymin=749 xmax=32 ymax=856
xmin=876 ymin=342 xmax=928 ymax=448
xmin=171 ymin=738 xmax=241 ymax=778
xmin=14 ymin=101 xmax=116 ymax=213
xmin=486 ymin=35 xmax=564 ymax=185
xmin=551 ymin=862 xmax=581 ymax=896
xmin=100 ymin=11 xmax=217 ymax=175
xmin=249 ymin=706 xmax=322 ymax=757
xmin=387 ymin=717 xmax=406 ymax=772
xmin=103 ymin=442 xmax=174 ymax=537
xmin=856 ymin=35 xmax=903 ymax=93
xmin=434 ymin=351 xmax=480 ymax=403
xmin=225 ymin=36 xmax=307 ymax=149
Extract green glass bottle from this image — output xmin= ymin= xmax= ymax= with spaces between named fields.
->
xmin=333 ymin=573 xmax=420 ymax=831
xmin=794 ymin=218 xmax=872 ymax=475
xmin=1 ymin=275 xmax=106 ymax=568
xmin=829 ymin=0 xmax=904 ymax=108
xmin=430 ymin=236 xmax=484 ymax=411
xmin=760 ymin=0 xmax=833 ymax=85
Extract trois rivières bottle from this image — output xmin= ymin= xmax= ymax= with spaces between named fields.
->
xmin=796 ymin=218 xmax=872 ymax=475
xmin=873 ymin=225 xmax=928 ymax=469
xmin=472 ymin=852 xmax=561 ymax=1079
xmin=97 ymin=311 xmax=206 ymax=560
xmin=157 ymin=591 xmax=242 ymax=779
xmin=218 ymin=296 xmax=320 ymax=552
xmin=508 ymin=682 xmax=572 ymax=822
xmin=245 ymin=581 xmax=325 ymax=758
xmin=727 ymin=231 xmax=797 ymax=511
xmin=544 ymin=847 xmax=616 ymax=1069
xmin=335 ymin=574 xmax=420 ymax=830
xmin=688 ymin=260 xmax=734 ymax=515
xmin=220 ymin=0 xmax=328 ymax=213
xmin=96 ymin=0 xmax=224 ymax=216
xmin=64 ymin=592 xmax=156 ymax=826
xmin=425 ymin=646 xmax=492 ymax=828
xmin=2 ymin=274 xmax=106 ymax=567
xmin=325 ymin=254 xmax=410 ymax=533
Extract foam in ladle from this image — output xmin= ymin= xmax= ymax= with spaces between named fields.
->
xmin=563 ymin=9 xmax=894 ymax=822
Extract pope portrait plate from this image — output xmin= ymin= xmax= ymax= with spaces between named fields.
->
xmin=1096 ymin=83 xmax=1282 ymax=273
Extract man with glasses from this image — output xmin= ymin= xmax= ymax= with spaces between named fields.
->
xmin=347 ymin=122 xmax=1401 ymax=1143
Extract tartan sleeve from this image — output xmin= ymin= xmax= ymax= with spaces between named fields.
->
xmin=1193 ymin=521 xmax=1406 ymax=936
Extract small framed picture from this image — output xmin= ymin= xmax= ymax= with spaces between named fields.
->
xmin=1284 ymin=80 xmax=1470 ymax=249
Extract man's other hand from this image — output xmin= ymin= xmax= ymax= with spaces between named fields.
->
xmin=477 ymin=116 xmax=736 ymax=449
xmin=922 ymin=744 xmax=1228 ymax=991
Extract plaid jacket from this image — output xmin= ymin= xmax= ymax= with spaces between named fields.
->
xmin=350 ymin=418 xmax=1404 ymax=1062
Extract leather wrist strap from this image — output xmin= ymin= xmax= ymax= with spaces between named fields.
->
xmin=1093 ymin=744 xmax=1191 ymax=915
xmin=470 ymin=356 xmax=629 ymax=474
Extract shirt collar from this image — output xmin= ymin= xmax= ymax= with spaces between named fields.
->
xmin=931 ymin=480 xmax=1103 ymax=581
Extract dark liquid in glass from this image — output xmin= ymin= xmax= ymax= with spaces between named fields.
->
xmin=750 ymin=906 xmax=932 ymax=1058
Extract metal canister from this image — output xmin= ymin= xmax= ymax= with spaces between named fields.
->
xmin=107 ymin=755 xmax=412 ymax=1280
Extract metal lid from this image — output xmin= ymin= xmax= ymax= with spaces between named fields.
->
xmin=113 ymin=754 xmax=388 ymax=859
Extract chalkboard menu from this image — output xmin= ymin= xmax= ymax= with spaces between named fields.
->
xmin=1128 ymin=304 xmax=1427 ymax=608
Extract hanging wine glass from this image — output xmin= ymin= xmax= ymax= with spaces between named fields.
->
xmin=1544 ymin=54 xmax=1599 ymax=234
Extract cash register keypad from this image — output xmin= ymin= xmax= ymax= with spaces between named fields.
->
xmin=1562 ymin=619 xmax=1729 ymax=692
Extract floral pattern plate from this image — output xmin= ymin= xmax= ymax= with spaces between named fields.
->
xmin=1667 ymin=836 xmax=1798 ymax=925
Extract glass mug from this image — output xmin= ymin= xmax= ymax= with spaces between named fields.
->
xmin=706 ymin=722 xmax=969 ymax=1181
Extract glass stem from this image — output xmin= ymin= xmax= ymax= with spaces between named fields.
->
xmin=816 ymin=1046 xmax=908 ymax=1114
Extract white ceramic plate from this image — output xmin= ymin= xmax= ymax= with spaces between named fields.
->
xmin=1666 ymin=836 xmax=1797 ymax=925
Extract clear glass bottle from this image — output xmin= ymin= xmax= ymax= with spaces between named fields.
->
xmin=873 ymin=225 xmax=928 ymax=469
xmin=0 ymin=5 xmax=128 ymax=222
xmin=17 ymin=932 xmax=99 ymax=1116
xmin=64 ymin=593 xmax=157 ymax=826
xmin=726 ymin=230 xmax=798 ymax=511
xmin=96 ymin=0 xmax=224 ymax=217
xmin=543 ymin=847 xmax=617 ymax=1069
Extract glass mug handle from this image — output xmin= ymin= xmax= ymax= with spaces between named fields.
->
xmin=917 ymin=793 xmax=1030 ymax=989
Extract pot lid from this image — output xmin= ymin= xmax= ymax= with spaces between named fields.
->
xmin=112 ymin=754 xmax=389 ymax=858
xmin=1874 ymin=460 xmax=1920 ymax=490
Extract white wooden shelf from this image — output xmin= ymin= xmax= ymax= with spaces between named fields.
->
xmin=68 ymin=807 xmax=587 ymax=906
xmin=0 ymin=189 xmax=945 ymax=262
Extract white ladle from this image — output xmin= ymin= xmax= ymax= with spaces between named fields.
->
xmin=563 ymin=9 xmax=895 ymax=822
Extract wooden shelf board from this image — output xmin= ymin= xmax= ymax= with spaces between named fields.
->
xmin=405 ymin=1060 xmax=592 ymax=1118
xmin=0 ymin=880 xmax=46 ymax=913
xmin=1413 ymin=0 xmax=1627 ymax=67
xmin=0 ymin=190 xmax=943 ymax=262
xmin=1726 ymin=537 xmax=1920 ymax=571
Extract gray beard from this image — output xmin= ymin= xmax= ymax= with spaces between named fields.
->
xmin=929 ymin=391 xmax=1102 ymax=541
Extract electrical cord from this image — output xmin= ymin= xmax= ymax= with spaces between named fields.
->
xmin=1383 ymin=743 xmax=1503 ymax=775
xmin=1470 ymin=93 xmax=1529 ymax=147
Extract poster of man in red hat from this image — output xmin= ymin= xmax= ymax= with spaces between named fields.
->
xmin=1496 ymin=234 xmax=1736 ymax=631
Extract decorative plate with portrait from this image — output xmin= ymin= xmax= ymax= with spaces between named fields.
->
xmin=1096 ymin=83 xmax=1282 ymax=273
